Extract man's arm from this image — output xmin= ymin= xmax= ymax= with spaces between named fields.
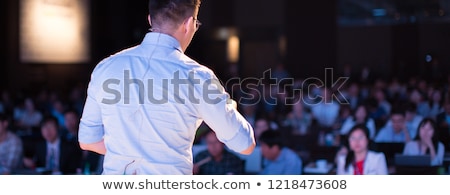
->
xmin=195 ymin=72 xmax=255 ymax=155
xmin=78 ymin=76 xmax=106 ymax=154
xmin=80 ymin=140 xmax=106 ymax=155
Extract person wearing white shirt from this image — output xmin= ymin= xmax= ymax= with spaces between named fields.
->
xmin=375 ymin=110 xmax=411 ymax=143
xmin=403 ymin=118 xmax=445 ymax=166
xmin=311 ymin=88 xmax=340 ymax=128
xmin=78 ymin=0 xmax=255 ymax=175
xmin=384 ymin=102 xmax=423 ymax=139
xmin=336 ymin=124 xmax=388 ymax=175
xmin=339 ymin=104 xmax=376 ymax=139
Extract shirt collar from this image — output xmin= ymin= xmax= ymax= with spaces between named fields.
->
xmin=47 ymin=138 xmax=60 ymax=149
xmin=141 ymin=32 xmax=183 ymax=53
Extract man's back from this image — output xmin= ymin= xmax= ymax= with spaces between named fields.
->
xmin=79 ymin=33 xmax=254 ymax=174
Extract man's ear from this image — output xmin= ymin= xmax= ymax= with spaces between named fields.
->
xmin=148 ymin=15 xmax=152 ymax=26
xmin=183 ymin=17 xmax=194 ymax=33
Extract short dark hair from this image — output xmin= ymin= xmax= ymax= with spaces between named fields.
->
xmin=390 ymin=106 xmax=405 ymax=117
xmin=259 ymin=130 xmax=284 ymax=148
xmin=40 ymin=115 xmax=59 ymax=128
xmin=149 ymin=0 xmax=201 ymax=27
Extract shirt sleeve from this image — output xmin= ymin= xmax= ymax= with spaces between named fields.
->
xmin=431 ymin=142 xmax=445 ymax=166
xmin=193 ymin=70 xmax=255 ymax=154
xmin=78 ymin=75 xmax=105 ymax=144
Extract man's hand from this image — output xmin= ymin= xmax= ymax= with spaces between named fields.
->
xmin=79 ymin=140 xmax=106 ymax=155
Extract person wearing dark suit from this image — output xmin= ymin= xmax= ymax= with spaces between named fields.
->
xmin=24 ymin=116 xmax=82 ymax=174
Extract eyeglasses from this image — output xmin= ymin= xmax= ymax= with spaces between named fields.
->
xmin=349 ymin=136 xmax=367 ymax=142
xmin=193 ymin=17 xmax=202 ymax=30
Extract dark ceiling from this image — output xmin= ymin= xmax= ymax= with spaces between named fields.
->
xmin=338 ymin=0 xmax=450 ymax=25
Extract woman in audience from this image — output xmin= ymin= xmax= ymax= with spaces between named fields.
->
xmin=402 ymin=118 xmax=445 ymax=166
xmin=426 ymin=89 xmax=444 ymax=120
xmin=336 ymin=124 xmax=388 ymax=175
xmin=339 ymin=104 xmax=376 ymax=140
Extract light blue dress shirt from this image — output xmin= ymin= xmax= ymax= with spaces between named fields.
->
xmin=78 ymin=33 xmax=254 ymax=175
xmin=260 ymin=147 xmax=302 ymax=175
xmin=374 ymin=126 xmax=407 ymax=143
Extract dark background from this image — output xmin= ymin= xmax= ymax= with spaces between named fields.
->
xmin=1 ymin=0 xmax=449 ymax=93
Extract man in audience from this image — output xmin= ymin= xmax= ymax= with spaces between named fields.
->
xmin=259 ymin=130 xmax=302 ymax=175
xmin=310 ymin=87 xmax=340 ymax=129
xmin=0 ymin=114 xmax=23 ymax=174
xmin=383 ymin=102 xmax=423 ymax=139
xmin=193 ymin=130 xmax=244 ymax=175
xmin=23 ymin=116 xmax=82 ymax=174
xmin=404 ymin=102 xmax=423 ymax=138
xmin=375 ymin=109 xmax=411 ymax=143
xmin=61 ymin=109 xmax=80 ymax=142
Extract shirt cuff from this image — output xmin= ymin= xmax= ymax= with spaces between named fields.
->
xmin=78 ymin=122 xmax=105 ymax=144
xmin=221 ymin=122 xmax=254 ymax=153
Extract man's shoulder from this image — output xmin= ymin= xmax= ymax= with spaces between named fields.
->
xmin=92 ymin=46 xmax=141 ymax=71
xmin=6 ymin=132 xmax=22 ymax=144
xmin=281 ymin=147 xmax=301 ymax=161
xmin=181 ymin=59 xmax=216 ymax=79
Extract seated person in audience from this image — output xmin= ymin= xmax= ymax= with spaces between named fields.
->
xmin=340 ymin=104 xmax=376 ymax=139
xmin=375 ymin=109 xmax=411 ymax=143
xmin=336 ymin=124 xmax=388 ymax=175
xmin=259 ymin=130 xmax=302 ymax=175
xmin=61 ymin=109 xmax=80 ymax=142
xmin=0 ymin=114 xmax=23 ymax=174
xmin=310 ymin=87 xmax=340 ymax=128
xmin=253 ymin=117 xmax=278 ymax=142
xmin=385 ymin=102 xmax=423 ymax=139
xmin=403 ymin=118 xmax=445 ymax=166
xmin=16 ymin=98 xmax=43 ymax=131
xmin=193 ymin=130 xmax=244 ymax=175
xmin=23 ymin=116 xmax=82 ymax=174
xmin=283 ymin=98 xmax=312 ymax=136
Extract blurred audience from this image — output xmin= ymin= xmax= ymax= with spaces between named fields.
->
xmin=1 ymin=66 xmax=449 ymax=175
xmin=310 ymin=87 xmax=340 ymax=129
xmin=23 ymin=116 xmax=82 ymax=175
xmin=0 ymin=114 xmax=23 ymax=174
xmin=15 ymin=97 xmax=43 ymax=131
xmin=283 ymin=97 xmax=312 ymax=136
